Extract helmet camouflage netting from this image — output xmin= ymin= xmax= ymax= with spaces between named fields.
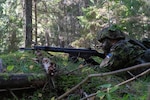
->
xmin=97 ymin=25 xmax=126 ymax=42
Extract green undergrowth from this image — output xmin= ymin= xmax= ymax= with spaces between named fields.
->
xmin=0 ymin=51 xmax=149 ymax=100
xmin=0 ymin=51 xmax=43 ymax=73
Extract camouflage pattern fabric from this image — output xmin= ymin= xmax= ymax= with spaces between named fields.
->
xmin=100 ymin=40 xmax=146 ymax=71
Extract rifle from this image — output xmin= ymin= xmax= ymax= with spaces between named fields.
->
xmin=20 ymin=46 xmax=105 ymax=65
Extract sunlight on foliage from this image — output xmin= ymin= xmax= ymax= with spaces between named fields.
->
xmin=0 ymin=52 xmax=43 ymax=73
xmin=38 ymin=93 xmax=42 ymax=98
xmin=50 ymin=97 xmax=56 ymax=100
xmin=6 ymin=65 xmax=14 ymax=72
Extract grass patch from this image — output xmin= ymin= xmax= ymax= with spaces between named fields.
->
xmin=0 ymin=51 xmax=43 ymax=73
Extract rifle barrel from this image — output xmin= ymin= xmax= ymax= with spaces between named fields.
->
xmin=20 ymin=48 xmax=34 ymax=50
xmin=34 ymin=46 xmax=105 ymax=58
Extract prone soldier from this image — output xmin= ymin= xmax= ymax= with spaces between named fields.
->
xmin=97 ymin=25 xmax=150 ymax=77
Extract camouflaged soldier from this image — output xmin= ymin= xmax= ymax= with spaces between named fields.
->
xmin=97 ymin=25 xmax=150 ymax=76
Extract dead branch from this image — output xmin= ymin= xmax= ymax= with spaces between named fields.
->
xmin=81 ymin=68 xmax=150 ymax=100
xmin=7 ymin=89 xmax=18 ymax=100
xmin=57 ymin=63 xmax=150 ymax=100
xmin=117 ymin=68 xmax=150 ymax=86
xmin=83 ymin=92 xmax=91 ymax=100
xmin=81 ymin=93 xmax=97 ymax=100
xmin=0 ymin=87 xmax=35 ymax=92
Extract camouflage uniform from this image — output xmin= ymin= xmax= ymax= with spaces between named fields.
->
xmin=100 ymin=40 xmax=145 ymax=71
xmin=98 ymin=25 xmax=149 ymax=76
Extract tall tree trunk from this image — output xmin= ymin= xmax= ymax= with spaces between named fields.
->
xmin=34 ymin=0 xmax=38 ymax=45
xmin=25 ymin=0 xmax=32 ymax=48
xmin=22 ymin=0 xmax=26 ymax=47
xmin=45 ymin=30 xmax=50 ymax=46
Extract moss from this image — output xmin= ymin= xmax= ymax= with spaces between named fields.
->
xmin=27 ymin=73 xmax=46 ymax=82
xmin=0 ymin=73 xmax=9 ymax=80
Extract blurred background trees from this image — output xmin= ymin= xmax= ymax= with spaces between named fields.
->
xmin=0 ymin=0 xmax=150 ymax=54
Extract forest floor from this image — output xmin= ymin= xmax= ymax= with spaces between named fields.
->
xmin=0 ymin=51 xmax=149 ymax=100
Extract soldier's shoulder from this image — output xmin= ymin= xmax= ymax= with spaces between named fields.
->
xmin=111 ymin=40 xmax=129 ymax=50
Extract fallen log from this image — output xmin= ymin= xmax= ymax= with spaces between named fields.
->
xmin=0 ymin=73 xmax=47 ymax=89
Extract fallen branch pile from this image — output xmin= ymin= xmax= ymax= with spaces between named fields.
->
xmin=57 ymin=63 xmax=150 ymax=100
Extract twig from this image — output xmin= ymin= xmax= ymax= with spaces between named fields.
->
xmin=42 ymin=82 xmax=48 ymax=91
xmin=117 ymin=68 xmax=150 ymax=86
xmin=127 ymin=71 xmax=140 ymax=81
xmin=50 ymin=77 xmax=56 ymax=88
xmin=83 ymin=92 xmax=90 ymax=100
xmin=81 ymin=68 xmax=150 ymax=100
xmin=7 ymin=89 xmax=18 ymax=100
xmin=66 ymin=64 xmax=89 ymax=75
xmin=57 ymin=63 xmax=150 ymax=100
xmin=81 ymin=93 xmax=97 ymax=100
xmin=0 ymin=87 xmax=35 ymax=92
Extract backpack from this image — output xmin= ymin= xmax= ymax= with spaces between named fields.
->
xmin=141 ymin=38 xmax=150 ymax=49
xmin=128 ymin=38 xmax=150 ymax=50
xmin=128 ymin=38 xmax=150 ymax=62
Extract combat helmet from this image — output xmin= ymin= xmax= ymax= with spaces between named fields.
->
xmin=97 ymin=25 xmax=126 ymax=42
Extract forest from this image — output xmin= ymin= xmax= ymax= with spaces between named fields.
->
xmin=0 ymin=0 xmax=150 ymax=100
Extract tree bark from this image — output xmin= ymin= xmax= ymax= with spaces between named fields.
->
xmin=34 ymin=0 xmax=38 ymax=45
xmin=25 ymin=0 xmax=32 ymax=48
xmin=0 ymin=73 xmax=46 ymax=89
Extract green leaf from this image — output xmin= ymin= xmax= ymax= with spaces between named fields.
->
xmin=90 ymin=0 xmax=94 ymax=4
xmin=110 ymin=86 xmax=119 ymax=93
xmin=91 ymin=56 xmax=102 ymax=64
xmin=106 ymin=93 xmax=112 ymax=100
xmin=7 ymin=65 xmax=14 ymax=71
xmin=100 ymin=84 xmax=112 ymax=88
xmin=52 ymin=0 xmax=61 ymax=5
xmin=96 ymin=90 xmax=106 ymax=98
xmin=51 ymin=97 xmax=55 ymax=100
